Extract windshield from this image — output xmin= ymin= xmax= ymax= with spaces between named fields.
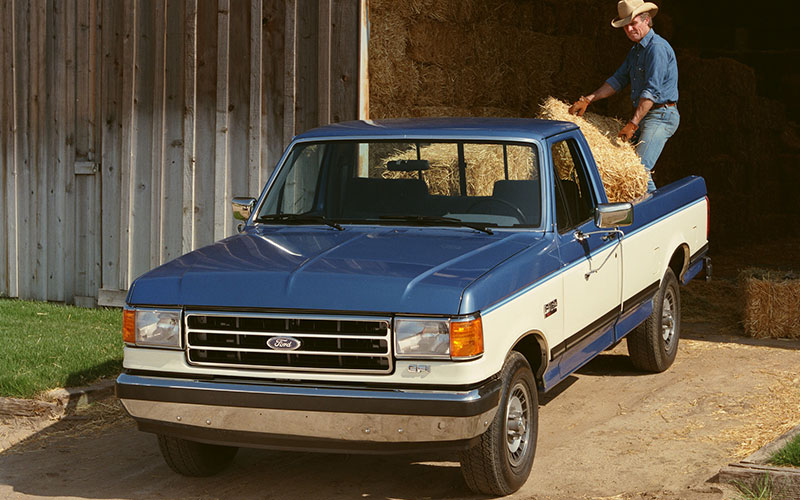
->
xmin=257 ymin=140 xmax=542 ymax=229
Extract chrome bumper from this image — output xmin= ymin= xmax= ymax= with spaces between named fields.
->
xmin=116 ymin=373 xmax=501 ymax=451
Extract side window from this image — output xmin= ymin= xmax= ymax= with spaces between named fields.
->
xmin=551 ymin=139 xmax=595 ymax=232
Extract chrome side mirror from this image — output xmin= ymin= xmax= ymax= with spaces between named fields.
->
xmin=595 ymin=202 xmax=633 ymax=228
xmin=232 ymin=197 xmax=256 ymax=221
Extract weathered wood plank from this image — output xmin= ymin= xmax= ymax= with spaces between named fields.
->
xmin=263 ymin=0 xmax=285 ymax=182
xmin=31 ymin=0 xmax=47 ymax=301
xmin=248 ymin=0 xmax=262 ymax=194
xmin=283 ymin=0 xmax=296 ymax=147
xmin=718 ymin=463 xmax=800 ymax=497
xmin=227 ymin=1 xmax=248 ymax=205
xmin=48 ymin=0 xmax=66 ymax=302
xmin=296 ymin=0 xmax=317 ymax=134
xmin=13 ymin=0 xmax=31 ymax=299
xmin=130 ymin=0 xmax=154 ymax=278
xmin=213 ymin=0 xmax=230 ymax=241
xmin=118 ymin=0 xmax=136 ymax=290
xmin=62 ymin=0 xmax=77 ymax=303
xmin=183 ymin=0 xmax=197 ymax=254
xmin=160 ymin=0 xmax=186 ymax=265
xmin=0 ymin=0 xmax=17 ymax=297
xmin=100 ymin=0 xmax=123 ymax=291
xmin=149 ymin=0 xmax=166 ymax=268
xmin=194 ymin=0 xmax=217 ymax=248
xmin=317 ymin=0 xmax=331 ymax=126
xmin=330 ymin=0 xmax=359 ymax=124
xmin=358 ymin=0 xmax=368 ymax=119
xmin=97 ymin=287 xmax=126 ymax=307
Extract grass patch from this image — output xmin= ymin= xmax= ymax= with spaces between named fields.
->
xmin=770 ymin=433 xmax=800 ymax=467
xmin=0 ymin=298 xmax=122 ymax=398
xmin=734 ymin=474 xmax=781 ymax=500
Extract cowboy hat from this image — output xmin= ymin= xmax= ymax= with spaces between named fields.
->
xmin=611 ymin=0 xmax=658 ymax=28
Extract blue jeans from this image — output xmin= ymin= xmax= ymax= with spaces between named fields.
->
xmin=634 ymin=106 xmax=680 ymax=192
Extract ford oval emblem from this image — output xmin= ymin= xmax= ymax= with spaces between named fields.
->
xmin=266 ymin=336 xmax=302 ymax=351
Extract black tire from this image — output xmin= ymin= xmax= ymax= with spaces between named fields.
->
xmin=157 ymin=434 xmax=238 ymax=477
xmin=459 ymin=351 xmax=538 ymax=496
xmin=627 ymin=268 xmax=681 ymax=372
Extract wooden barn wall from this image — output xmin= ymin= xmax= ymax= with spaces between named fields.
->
xmin=0 ymin=0 xmax=367 ymax=306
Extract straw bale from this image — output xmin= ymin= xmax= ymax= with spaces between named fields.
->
xmin=739 ymin=268 xmax=800 ymax=339
xmin=537 ymin=97 xmax=649 ymax=202
xmin=381 ymin=142 xmax=537 ymax=197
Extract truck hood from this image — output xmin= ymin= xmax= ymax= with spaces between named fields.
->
xmin=127 ymin=225 xmax=542 ymax=315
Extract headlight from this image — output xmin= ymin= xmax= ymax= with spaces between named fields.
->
xmin=395 ymin=316 xmax=483 ymax=360
xmin=123 ymin=308 xmax=182 ymax=349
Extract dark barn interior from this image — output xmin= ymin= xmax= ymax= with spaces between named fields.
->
xmin=368 ymin=0 xmax=800 ymax=245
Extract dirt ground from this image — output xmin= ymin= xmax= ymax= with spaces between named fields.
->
xmin=1 ymin=240 xmax=799 ymax=500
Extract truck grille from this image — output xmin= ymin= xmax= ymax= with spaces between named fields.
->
xmin=184 ymin=312 xmax=393 ymax=374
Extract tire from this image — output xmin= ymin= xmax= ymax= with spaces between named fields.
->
xmin=459 ymin=351 xmax=538 ymax=496
xmin=157 ymin=434 xmax=238 ymax=477
xmin=627 ymin=267 xmax=681 ymax=372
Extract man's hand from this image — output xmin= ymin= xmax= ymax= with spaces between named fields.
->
xmin=568 ymin=97 xmax=590 ymax=117
xmin=618 ymin=121 xmax=638 ymax=141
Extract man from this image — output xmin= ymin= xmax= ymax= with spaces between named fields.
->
xmin=568 ymin=0 xmax=679 ymax=192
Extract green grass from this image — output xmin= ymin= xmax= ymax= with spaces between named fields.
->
xmin=770 ymin=433 xmax=800 ymax=467
xmin=0 ymin=298 xmax=122 ymax=398
xmin=734 ymin=474 xmax=781 ymax=500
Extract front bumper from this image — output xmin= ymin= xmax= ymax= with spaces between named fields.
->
xmin=116 ymin=373 xmax=501 ymax=454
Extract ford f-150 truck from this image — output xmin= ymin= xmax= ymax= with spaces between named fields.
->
xmin=116 ymin=118 xmax=710 ymax=495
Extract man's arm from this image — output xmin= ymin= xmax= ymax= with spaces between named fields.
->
xmin=618 ymin=97 xmax=654 ymax=141
xmin=568 ymin=83 xmax=617 ymax=116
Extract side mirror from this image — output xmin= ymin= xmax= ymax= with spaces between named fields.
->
xmin=595 ymin=202 xmax=633 ymax=228
xmin=232 ymin=197 xmax=256 ymax=221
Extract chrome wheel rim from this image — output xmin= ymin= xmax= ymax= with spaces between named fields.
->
xmin=661 ymin=287 xmax=676 ymax=350
xmin=505 ymin=381 xmax=531 ymax=467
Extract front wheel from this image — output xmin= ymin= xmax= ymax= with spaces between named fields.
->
xmin=157 ymin=434 xmax=238 ymax=477
xmin=627 ymin=267 xmax=681 ymax=372
xmin=459 ymin=351 xmax=538 ymax=495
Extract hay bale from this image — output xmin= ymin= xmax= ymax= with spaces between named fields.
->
xmin=537 ymin=97 xmax=649 ymax=202
xmin=739 ymin=268 xmax=800 ymax=339
xmin=381 ymin=142 xmax=537 ymax=197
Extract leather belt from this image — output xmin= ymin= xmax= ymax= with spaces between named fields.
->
xmin=653 ymin=102 xmax=677 ymax=109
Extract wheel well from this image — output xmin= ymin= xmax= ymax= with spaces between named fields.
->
xmin=669 ymin=244 xmax=689 ymax=282
xmin=512 ymin=333 xmax=547 ymax=390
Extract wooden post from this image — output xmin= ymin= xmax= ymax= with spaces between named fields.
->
xmin=32 ymin=0 xmax=47 ymax=301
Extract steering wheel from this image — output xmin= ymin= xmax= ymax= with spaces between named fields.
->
xmin=466 ymin=198 xmax=526 ymax=223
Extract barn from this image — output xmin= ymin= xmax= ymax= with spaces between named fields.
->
xmin=1 ymin=0 xmax=798 ymax=307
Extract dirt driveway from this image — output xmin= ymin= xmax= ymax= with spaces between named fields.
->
xmin=1 ymin=320 xmax=798 ymax=500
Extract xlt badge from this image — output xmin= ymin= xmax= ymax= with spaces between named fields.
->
xmin=544 ymin=299 xmax=558 ymax=318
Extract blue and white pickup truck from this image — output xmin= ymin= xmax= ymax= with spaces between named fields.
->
xmin=116 ymin=118 xmax=710 ymax=495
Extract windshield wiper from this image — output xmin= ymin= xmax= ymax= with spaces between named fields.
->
xmin=256 ymin=214 xmax=344 ymax=231
xmin=378 ymin=215 xmax=494 ymax=235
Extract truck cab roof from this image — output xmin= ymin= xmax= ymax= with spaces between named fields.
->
xmin=294 ymin=117 xmax=579 ymax=143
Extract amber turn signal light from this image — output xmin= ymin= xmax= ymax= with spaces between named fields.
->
xmin=450 ymin=317 xmax=484 ymax=359
xmin=123 ymin=308 xmax=136 ymax=344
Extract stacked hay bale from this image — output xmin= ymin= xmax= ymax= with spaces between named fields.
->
xmin=537 ymin=97 xmax=649 ymax=202
xmin=381 ymin=143 xmax=536 ymax=197
xmin=739 ymin=269 xmax=800 ymax=339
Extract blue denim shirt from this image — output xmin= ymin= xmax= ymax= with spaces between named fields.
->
xmin=606 ymin=29 xmax=678 ymax=107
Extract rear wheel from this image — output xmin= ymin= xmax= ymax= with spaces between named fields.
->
xmin=459 ymin=352 xmax=538 ymax=495
xmin=157 ymin=434 xmax=238 ymax=477
xmin=627 ymin=268 xmax=681 ymax=372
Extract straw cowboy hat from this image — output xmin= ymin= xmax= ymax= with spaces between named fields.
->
xmin=611 ymin=0 xmax=658 ymax=28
